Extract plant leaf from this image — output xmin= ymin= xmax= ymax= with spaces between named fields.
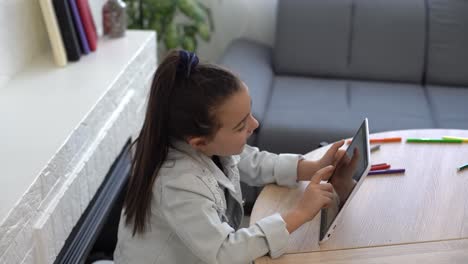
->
xmin=127 ymin=0 xmax=214 ymax=51
xmin=164 ymin=22 xmax=179 ymax=49
xmin=178 ymin=0 xmax=205 ymax=22
xmin=197 ymin=1 xmax=215 ymax=31
xmin=181 ymin=35 xmax=196 ymax=52
xmin=196 ymin=21 xmax=210 ymax=41
xmin=183 ymin=24 xmax=198 ymax=36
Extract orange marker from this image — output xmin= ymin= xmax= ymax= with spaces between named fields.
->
xmin=370 ymin=137 xmax=402 ymax=143
xmin=347 ymin=137 xmax=402 ymax=144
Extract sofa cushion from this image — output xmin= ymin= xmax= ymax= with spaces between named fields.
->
xmin=274 ymin=0 xmax=425 ymax=83
xmin=258 ymin=77 xmax=434 ymax=154
xmin=349 ymin=81 xmax=434 ymax=130
xmin=274 ymin=0 xmax=352 ymax=78
xmin=258 ymin=76 xmax=355 ymax=154
xmin=219 ymin=39 xmax=273 ymax=123
xmin=426 ymin=0 xmax=468 ymax=86
xmin=426 ymin=85 xmax=468 ymax=129
xmin=348 ymin=0 xmax=425 ymax=83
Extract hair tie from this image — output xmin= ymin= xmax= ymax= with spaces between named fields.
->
xmin=177 ymin=50 xmax=199 ymax=78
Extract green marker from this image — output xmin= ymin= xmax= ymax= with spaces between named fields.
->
xmin=406 ymin=138 xmax=463 ymax=143
xmin=458 ymin=164 xmax=468 ymax=172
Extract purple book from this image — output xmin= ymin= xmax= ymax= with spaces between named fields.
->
xmin=68 ymin=0 xmax=90 ymax=54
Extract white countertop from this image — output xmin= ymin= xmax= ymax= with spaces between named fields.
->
xmin=0 ymin=30 xmax=155 ymax=222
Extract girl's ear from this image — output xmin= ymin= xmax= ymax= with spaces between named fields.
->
xmin=187 ymin=136 xmax=208 ymax=151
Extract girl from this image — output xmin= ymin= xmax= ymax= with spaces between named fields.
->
xmin=114 ymin=50 xmax=345 ymax=264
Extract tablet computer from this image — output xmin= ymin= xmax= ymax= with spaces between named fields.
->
xmin=319 ymin=118 xmax=371 ymax=243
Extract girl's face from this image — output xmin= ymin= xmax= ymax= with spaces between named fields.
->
xmin=190 ymin=82 xmax=259 ymax=157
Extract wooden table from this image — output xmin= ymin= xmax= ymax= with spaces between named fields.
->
xmin=251 ymin=129 xmax=468 ymax=263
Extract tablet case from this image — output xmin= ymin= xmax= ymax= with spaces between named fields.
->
xmin=75 ymin=0 xmax=98 ymax=51
xmin=53 ymin=0 xmax=81 ymax=61
xmin=38 ymin=0 xmax=67 ymax=66
xmin=68 ymin=0 xmax=90 ymax=54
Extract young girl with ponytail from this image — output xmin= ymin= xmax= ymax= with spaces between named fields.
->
xmin=114 ymin=50 xmax=347 ymax=264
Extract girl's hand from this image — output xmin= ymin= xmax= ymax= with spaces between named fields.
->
xmin=297 ymin=140 xmax=345 ymax=181
xmin=282 ymin=166 xmax=335 ymax=233
xmin=297 ymin=166 xmax=335 ymax=220
xmin=330 ymin=148 xmax=359 ymax=205
xmin=318 ymin=140 xmax=345 ymax=179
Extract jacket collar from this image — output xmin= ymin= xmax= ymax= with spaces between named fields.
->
xmin=170 ymin=140 xmax=240 ymax=193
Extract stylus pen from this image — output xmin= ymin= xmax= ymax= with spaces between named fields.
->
xmin=368 ymin=169 xmax=405 ymax=175
xmin=406 ymin=138 xmax=463 ymax=143
xmin=442 ymin=136 xmax=468 ymax=143
xmin=457 ymin=164 xmax=468 ymax=172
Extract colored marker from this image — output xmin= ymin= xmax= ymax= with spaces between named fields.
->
xmin=406 ymin=138 xmax=463 ymax=143
xmin=442 ymin=136 xmax=468 ymax=143
xmin=347 ymin=137 xmax=402 ymax=144
xmin=368 ymin=169 xmax=405 ymax=176
xmin=370 ymin=164 xmax=391 ymax=171
xmin=457 ymin=164 xmax=468 ymax=172
xmin=370 ymin=137 xmax=402 ymax=144
xmin=371 ymin=163 xmax=387 ymax=167
xmin=370 ymin=145 xmax=381 ymax=152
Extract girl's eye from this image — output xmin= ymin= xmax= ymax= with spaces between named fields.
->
xmin=237 ymin=123 xmax=246 ymax=132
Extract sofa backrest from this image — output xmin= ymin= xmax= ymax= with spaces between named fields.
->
xmin=425 ymin=0 xmax=468 ymax=87
xmin=274 ymin=0 xmax=426 ymax=83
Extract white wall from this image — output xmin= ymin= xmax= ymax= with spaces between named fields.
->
xmin=0 ymin=0 xmax=105 ymax=89
xmin=0 ymin=0 xmax=47 ymax=87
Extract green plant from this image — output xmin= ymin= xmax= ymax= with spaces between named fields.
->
xmin=125 ymin=0 xmax=215 ymax=52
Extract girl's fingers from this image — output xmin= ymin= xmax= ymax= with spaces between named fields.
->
xmin=315 ymin=165 xmax=334 ymax=181
xmin=321 ymin=190 xmax=334 ymax=199
xmin=319 ymin=182 xmax=333 ymax=192
xmin=310 ymin=166 xmax=334 ymax=184
xmin=310 ymin=168 xmax=324 ymax=184
xmin=334 ymin=149 xmax=346 ymax=165
xmin=321 ymin=194 xmax=333 ymax=207
xmin=323 ymin=141 xmax=344 ymax=161
xmin=330 ymin=140 xmax=344 ymax=153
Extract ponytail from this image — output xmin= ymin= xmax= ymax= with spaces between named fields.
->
xmin=123 ymin=50 xmax=241 ymax=235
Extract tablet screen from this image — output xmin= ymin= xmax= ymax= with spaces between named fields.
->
xmin=319 ymin=119 xmax=369 ymax=241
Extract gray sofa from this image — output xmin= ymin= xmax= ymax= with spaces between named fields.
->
xmin=220 ymin=0 xmax=468 ymax=155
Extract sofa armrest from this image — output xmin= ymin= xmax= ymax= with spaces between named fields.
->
xmin=219 ymin=38 xmax=274 ymax=123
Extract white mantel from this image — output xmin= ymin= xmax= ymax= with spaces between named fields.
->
xmin=0 ymin=30 xmax=156 ymax=263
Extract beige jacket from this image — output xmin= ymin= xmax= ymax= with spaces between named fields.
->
xmin=114 ymin=141 xmax=301 ymax=264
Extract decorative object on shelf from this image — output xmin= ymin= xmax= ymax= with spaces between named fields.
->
xmin=126 ymin=0 xmax=215 ymax=52
xmin=103 ymin=0 xmax=127 ymax=38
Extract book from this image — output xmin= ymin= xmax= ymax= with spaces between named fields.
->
xmin=68 ymin=0 xmax=90 ymax=54
xmin=53 ymin=0 xmax=81 ymax=61
xmin=38 ymin=0 xmax=67 ymax=66
xmin=75 ymin=0 xmax=98 ymax=51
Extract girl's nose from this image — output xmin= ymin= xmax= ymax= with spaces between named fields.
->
xmin=249 ymin=115 xmax=259 ymax=132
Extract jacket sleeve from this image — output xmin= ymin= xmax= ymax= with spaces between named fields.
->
xmin=238 ymin=145 xmax=302 ymax=187
xmin=160 ymin=174 xmax=290 ymax=264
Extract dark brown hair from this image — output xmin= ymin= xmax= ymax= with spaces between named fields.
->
xmin=123 ymin=50 xmax=241 ymax=235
